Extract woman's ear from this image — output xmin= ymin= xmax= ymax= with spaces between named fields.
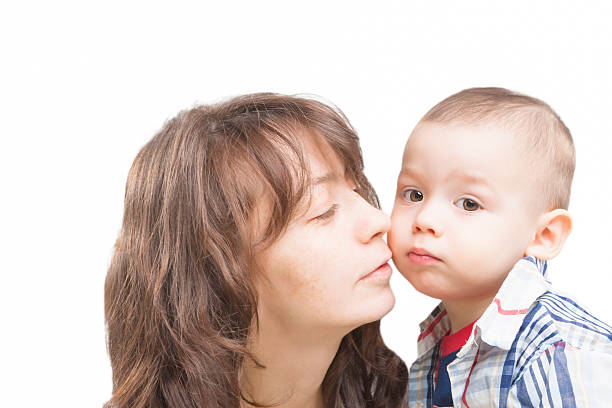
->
xmin=525 ymin=209 xmax=572 ymax=260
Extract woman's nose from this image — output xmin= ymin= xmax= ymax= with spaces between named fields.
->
xmin=357 ymin=199 xmax=391 ymax=244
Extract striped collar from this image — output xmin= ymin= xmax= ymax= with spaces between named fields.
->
xmin=416 ymin=257 xmax=551 ymax=358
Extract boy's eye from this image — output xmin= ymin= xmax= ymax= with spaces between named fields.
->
xmin=401 ymin=188 xmax=424 ymax=202
xmin=455 ymin=198 xmax=481 ymax=211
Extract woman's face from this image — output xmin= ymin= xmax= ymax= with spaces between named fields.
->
xmin=254 ymin=138 xmax=395 ymax=335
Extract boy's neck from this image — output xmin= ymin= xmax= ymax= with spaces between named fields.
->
xmin=442 ymin=296 xmax=495 ymax=334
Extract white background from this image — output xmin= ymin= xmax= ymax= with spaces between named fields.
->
xmin=2 ymin=1 xmax=611 ymax=406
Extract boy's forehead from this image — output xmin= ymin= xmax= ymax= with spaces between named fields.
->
xmin=400 ymin=121 xmax=533 ymax=184
xmin=403 ymin=121 xmax=518 ymax=159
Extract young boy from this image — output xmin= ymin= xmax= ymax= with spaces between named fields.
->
xmin=388 ymin=88 xmax=612 ymax=407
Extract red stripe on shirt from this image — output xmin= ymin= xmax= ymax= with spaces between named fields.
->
xmin=494 ymin=298 xmax=528 ymax=315
xmin=461 ymin=343 xmax=481 ymax=408
xmin=418 ymin=309 xmax=447 ymax=342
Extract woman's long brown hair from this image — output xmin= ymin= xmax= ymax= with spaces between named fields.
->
xmin=104 ymin=93 xmax=408 ymax=407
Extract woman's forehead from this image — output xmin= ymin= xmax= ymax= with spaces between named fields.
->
xmin=302 ymin=133 xmax=346 ymax=181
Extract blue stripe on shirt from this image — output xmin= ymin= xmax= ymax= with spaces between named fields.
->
xmin=552 ymin=344 xmax=576 ymax=407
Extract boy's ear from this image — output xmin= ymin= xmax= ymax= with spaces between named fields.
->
xmin=524 ymin=209 xmax=572 ymax=260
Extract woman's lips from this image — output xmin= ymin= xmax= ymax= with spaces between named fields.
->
xmin=358 ymin=262 xmax=392 ymax=283
xmin=407 ymin=248 xmax=441 ymax=265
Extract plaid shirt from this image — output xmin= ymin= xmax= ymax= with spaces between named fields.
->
xmin=407 ymin=257 xmax=612 ymax=407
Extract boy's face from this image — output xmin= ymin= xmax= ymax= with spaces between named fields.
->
xmin=389 ymin=121 xmax=542 ymax=302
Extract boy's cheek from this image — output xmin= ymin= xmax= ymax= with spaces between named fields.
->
xmin=387 ymin=221 xmax=408 ymax=254
xmin=386 ymin=226 xmax=398 ymax=252
xmin=389 ymin=209 xmax=411 ymax=230
xmin=389 ymin=202 xmax=399 ymax=219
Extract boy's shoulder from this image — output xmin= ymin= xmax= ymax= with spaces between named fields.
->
xmin=478 ymin=257 xmax=612 ymax=362
xmin=493 ymin=287 xmax=612 ymax=406
xmin=520 ymin=289 xmax=612 ymax=355
xmin=499 ymin=285 xmax=612 ymax=394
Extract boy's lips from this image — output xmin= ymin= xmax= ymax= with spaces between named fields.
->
xmin=407 ymin=247 xmax=442 ymax=265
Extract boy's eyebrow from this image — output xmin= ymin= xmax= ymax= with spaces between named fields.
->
xmin=447 ymin=170 xmax=496 ymax=190
xmin=398 ymin=166 xmax=423 ymax=180
xmin=399 ymin=167 xmax=496 ymax=192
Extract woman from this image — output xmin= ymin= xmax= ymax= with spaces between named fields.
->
xmin=105 ymin=93 xmax=407 ymax=407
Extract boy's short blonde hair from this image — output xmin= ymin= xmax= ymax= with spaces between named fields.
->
xmin=420 ymin=87 xmax=575 ymax=210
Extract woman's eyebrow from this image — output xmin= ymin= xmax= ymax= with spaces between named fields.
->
xmin=312 ymin=173 xmax=340 ymax=186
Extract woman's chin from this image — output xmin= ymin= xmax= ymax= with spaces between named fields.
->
xmin=354 ymin=287 xmax=396 ymax=326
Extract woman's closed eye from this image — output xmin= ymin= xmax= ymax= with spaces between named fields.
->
xmin=400 ymin=188 xmax=424 ymax=202
xmin=314 ymin=204 xmax=339 ymax=222
xmin=455 ymin=197 xmax=482 ymax=211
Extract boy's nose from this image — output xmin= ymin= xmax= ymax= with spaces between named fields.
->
xmin=412 ymin=206 xmax=441 ymax=237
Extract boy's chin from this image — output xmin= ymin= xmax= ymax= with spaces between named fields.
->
xmin=400 ymin=269 xmax=449 ymax=300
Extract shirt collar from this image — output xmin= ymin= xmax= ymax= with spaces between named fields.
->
xmin=475 ymin=256 xmax=551 ymax=350
xmin=415 ymin=257 xmax=551 ymax=357
xmin=416 ymin=303 xmax=451 ymax=358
